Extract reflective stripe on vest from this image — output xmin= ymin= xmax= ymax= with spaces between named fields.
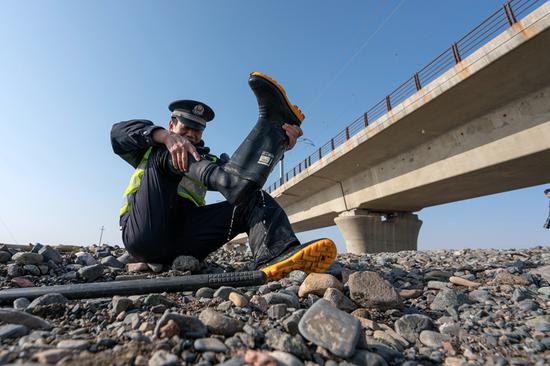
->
xmin=119 ymin=147 xmax=212 ymax=216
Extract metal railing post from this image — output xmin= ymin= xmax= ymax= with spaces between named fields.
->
xmin=414 ymin=73 xmax=422 ymax=91
xmin=364 ymin=112 xmax=369 ymax=127
xmin=503 ymin=3 xmax=517 ymax=25
xmin=386 ymin=96 xmax=392 ymax=111
xmin=452 ymin=43 xmax=462 ymax=63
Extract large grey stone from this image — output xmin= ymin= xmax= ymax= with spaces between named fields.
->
xmin=78 ymin=264 xmax=104 ymax=282
xmin=0 ymin=324 xmax=29 ymax=339
xmin=348 ymin=271 xmax=403 ymax=310
xmin=298 ymin=299 xmax=361 ymax=358
xmin=12 ymin=252 xmax=43 ymax=265
xmin=0 ymin=308 xmax=51 ymax=329
xmin=198 ymin=308 xmax=243 ymax=336
xmin=100 ymin=255 xmax=124 ymax=269
xmin=394 ymin=314 xmax=435 ymax=343
xmin=38 ymin=246 xmax=62 ymax=264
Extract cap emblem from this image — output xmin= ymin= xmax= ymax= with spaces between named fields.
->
xmin=193 ymin=104 xmax=205 ymax=116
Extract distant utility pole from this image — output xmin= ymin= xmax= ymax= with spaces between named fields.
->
xmin=98 ymin=226 xmax=104 ymax=246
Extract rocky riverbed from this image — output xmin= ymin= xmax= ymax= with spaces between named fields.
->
xmin=0 ymin=242 xmax=549 ymax=366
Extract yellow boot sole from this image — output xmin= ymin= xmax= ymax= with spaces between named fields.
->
xmin=250 ymin=71 xmax=305 ymax=123
xmin=260 ymin=239 xmax=337 ymax=280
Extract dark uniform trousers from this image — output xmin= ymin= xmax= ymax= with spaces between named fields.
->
xmin=119 ymin=146 xmax=299 ymax=267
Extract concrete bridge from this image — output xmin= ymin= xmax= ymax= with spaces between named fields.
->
xmin=233 ymin=1 xmax=550 ymax=253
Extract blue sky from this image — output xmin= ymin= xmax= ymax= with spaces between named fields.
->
xmin=0 ymin=0 xmax=548 ymax=253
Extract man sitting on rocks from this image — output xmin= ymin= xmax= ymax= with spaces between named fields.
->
xmin=111 ymin=72 xmax=336 ymax=279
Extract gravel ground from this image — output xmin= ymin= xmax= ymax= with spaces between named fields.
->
xmin=0 ymin=242 xmax=549 ymax=366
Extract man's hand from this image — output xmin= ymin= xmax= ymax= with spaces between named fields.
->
xmin=282 ymin=123 xmax=303 ymax=150
xmin=153 ymin=129 xmax=200 ymax=172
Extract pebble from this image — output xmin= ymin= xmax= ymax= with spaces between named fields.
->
xmin=148 ymin=350 xmax=179 ymax=366
xmin=127 ymin=262 xmax=149 ymax=272
xmin=298 ymin=299 xmax=361 ymax=358
xmin=28 ymin=293 xmax=68 ymax=310
xmin=228 ymin=291 xmax=249 ymax=307
xmin=153 ymin=311 xmax=207 ymax=338
xmin=112 ymin=296 xmax=133 ymax=315
xmin=264 ymin=291 xmax=300 ymax=308
xmin=13 ymin=297 xmax=30 ymax=310
xmin=399 ymin=289 xmax=423 ymax=299
xmin=449 ymin=276 xmax=481 ymax=288
xmin=323 ymin=287 xmax=357 ymax=312
xmin=430 ymin=289 xmax=468 ymax=311
xmin=268 ymin=304 xmax=287 ymax=319
xmin=270 ymin=350 xmax=304 ymax=366
xmin=419 ymin=330 xmax=451 ymax=348
xmin=75 ymin=252 xmax=97 ymax=266
xmin=0 ymin=250 xmax=12 ymax=263
xmin=194 ymin=337 xmax=228 ymax=352
xmin=298 ymin=273 xmax=343 ymax=297
xmin=394 ymin=314 xmax=435 ymax=343
xmin=348 ymin=271 xmax=403 ymax=309
xmin=11 ymin=277 xmax=35 ymax=287
xmin=199 ymin=308 xmax=243 ymax=336
xmin=57 ymin=339 xmax=90 ymax=350
xmin=196 ymin=287 xmax=215 ymax=298
xmin=213 ymin=286 xmax=239 ymax=300
xmin=171 ymin=255 xmax=200 ymax=272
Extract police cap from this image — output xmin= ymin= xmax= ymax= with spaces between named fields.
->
xmin=168 ymin=100 xmax=215 ymax=131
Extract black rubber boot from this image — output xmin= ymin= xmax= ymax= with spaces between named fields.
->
xmin=193 ymin=72 xmax=304 ymax=205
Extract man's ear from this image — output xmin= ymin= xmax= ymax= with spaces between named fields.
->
xmin=168 ymin=119 xmax=176 ymax=132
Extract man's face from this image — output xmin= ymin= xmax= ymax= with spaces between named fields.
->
xmin=169 ymin=119 xmax=203 ymax=145
xmin=546 ymin=191 xmax=550 ymax=199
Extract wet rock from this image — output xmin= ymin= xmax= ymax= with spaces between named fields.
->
xmin=348 ymin=271 xmax=403 ymax=310
xmin=298 ymin=273 xmax=343 ymax=297
xmin=298 ymin=299 xmax=361 ymax=358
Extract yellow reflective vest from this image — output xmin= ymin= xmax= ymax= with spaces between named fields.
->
xmin=119 ymin=147 xmax=216 ymax=216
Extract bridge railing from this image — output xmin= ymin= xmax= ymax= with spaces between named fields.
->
xmin=266 ymin=0 xmax=545 ymax=194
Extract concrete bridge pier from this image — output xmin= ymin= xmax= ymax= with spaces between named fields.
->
xmin=334 ymin=209 xmax=422 ymax=254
